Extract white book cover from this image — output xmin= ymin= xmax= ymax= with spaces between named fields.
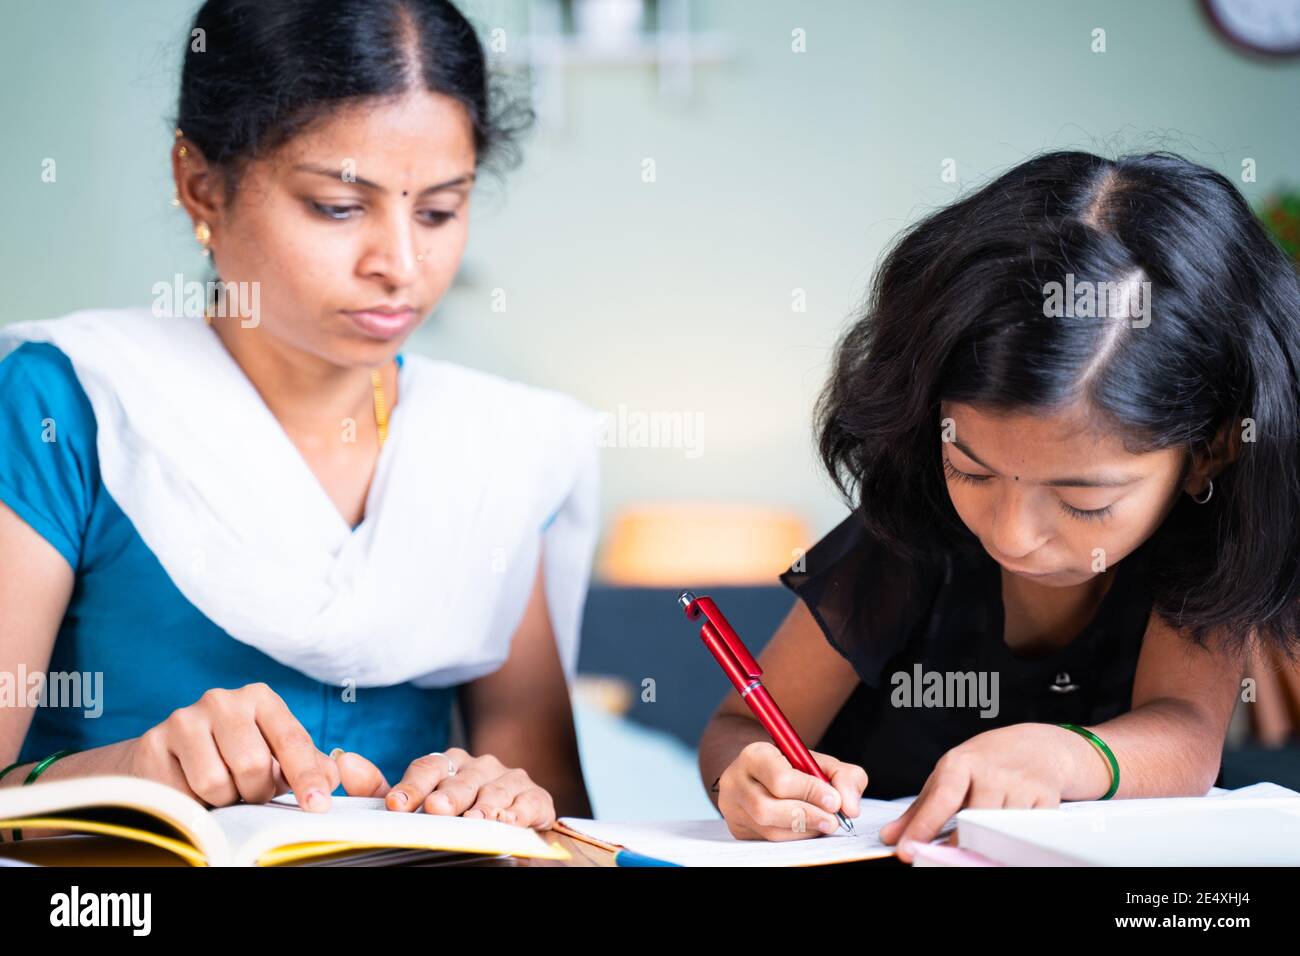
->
xmin=956 ymin=782 xmax=1300 ymax=866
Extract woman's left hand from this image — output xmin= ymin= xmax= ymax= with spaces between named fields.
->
xmin=879 ymin=723 xmax=1078 ymax=863
xmin=332 ymin=747 xmax=557 ymax=829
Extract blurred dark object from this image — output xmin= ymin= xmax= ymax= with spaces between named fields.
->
xmin=577 ymin=584 xmax=791 ymax=748
xmin=577 ymin=584 xmax=1300 ymax=791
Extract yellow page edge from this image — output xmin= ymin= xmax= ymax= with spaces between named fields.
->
xmin=0 ymin=816 xmax=207 ymax=866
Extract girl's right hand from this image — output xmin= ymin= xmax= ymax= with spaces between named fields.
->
xmin=717 ymin=741 xmax=868 ymax=841
xmin=121 ymin=682 xmax=340 ymax=811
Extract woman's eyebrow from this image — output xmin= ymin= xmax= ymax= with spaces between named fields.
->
xmin=291 ymin=164 xmax=475 ymax=194
xmin=949 ymin=438 xmax=1139 ymax=487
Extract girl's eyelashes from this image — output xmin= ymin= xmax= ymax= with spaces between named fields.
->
xmin=307 ymin=201 xmax=458 ymax=225
xmin=1058 ymin=500 xmax=1114 ymax=521
xmin=942 ymin=457 xmax=990 ymax=485
xmin=942 ymin=457 xmax=1115 ymax=521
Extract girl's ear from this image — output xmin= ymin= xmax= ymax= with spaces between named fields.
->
xmin=1184 ymin=417 xmax=1243 ymax=496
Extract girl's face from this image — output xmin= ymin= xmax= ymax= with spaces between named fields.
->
xmin=939 ymin=400 xmax=1190 ymax=587
xmin=180 ymin=88 xmax=476 ymax=369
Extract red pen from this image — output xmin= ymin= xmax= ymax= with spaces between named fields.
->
xmin=679 ymin=590 xmax=855 ymax=834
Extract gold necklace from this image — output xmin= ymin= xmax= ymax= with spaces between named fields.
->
xmin=204 ymin=304 xmax=392 ymax=446
xmin=371 ymin=365 xmax=390 ymax=447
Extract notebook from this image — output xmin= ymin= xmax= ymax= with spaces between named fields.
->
xmin=556 ymin=794 xmax=954 ymax=866
xmin=0 ymin=774 xmax=570 ymax=866
xmin=956 ymin=782 xmax=1300 ymax=866
xmin=556 ymin=783 xmax=1299 ymax=867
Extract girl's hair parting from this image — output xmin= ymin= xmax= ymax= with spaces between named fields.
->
xmin=817 ymin=150 xmax=1300 ymax=655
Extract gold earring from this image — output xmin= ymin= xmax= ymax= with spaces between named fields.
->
xmin=195 ymin=220 xmax=212 ymax=256
xmin=174 ymin=130 xmax=187 ymax=206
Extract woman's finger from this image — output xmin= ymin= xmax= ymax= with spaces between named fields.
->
xmin=209 ymin=710 xmax=278 ymax=804
xmin=498 ymin=786 xmax=556 ymax=829
xmin=269 ymin=758 xmax=292 ymax=797
xmin=463 ymin=769 xmax=532 ymax=820
xmin=386 ymin=752 xmax=461 ymax=812
xmin=333 ymin=749 xmax=391 ymax=797
xmin=424 ymin=766 xmax=494 ymax=816
xmin=166 ymin=710 xmax=240 ymax=807
xmin=252 ymin=689 xmax=337 ymax=811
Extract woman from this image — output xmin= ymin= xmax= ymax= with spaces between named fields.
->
xmin=698 ymin=150 xmax=1300 ymax=861
xmin=0 ymin=0 xmax=598 ymax=835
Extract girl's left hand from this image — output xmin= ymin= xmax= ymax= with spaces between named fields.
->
xmin=879 ymin=723 xmax=1076 ymax=863
xmin=332 ymin=747 xmax=557 ymax=829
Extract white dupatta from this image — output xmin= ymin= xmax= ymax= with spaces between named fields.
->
xmin=0 ymin=308 xmax=600 ymax=689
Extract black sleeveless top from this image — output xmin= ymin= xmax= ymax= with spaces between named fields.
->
xmin=779 ymin=513 xmax=1158 ymax=799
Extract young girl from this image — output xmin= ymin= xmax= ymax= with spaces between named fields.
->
xmin=0 ymin=0 xmax=597 ymax=836
xmin=699 ymin=150 xmax=1300 ymax=862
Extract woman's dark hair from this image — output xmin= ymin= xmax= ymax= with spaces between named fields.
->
xmin=174 ymin=0 xmax=530 ymax=200
xmin=817 ymin=150 xmax=1300 ymax=656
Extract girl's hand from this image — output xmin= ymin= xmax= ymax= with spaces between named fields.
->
xmin=717 ymin=741 xmax=868 ymax=841
xmin=333 ymin=747 xmax=557 ymax=829
xmin=879 ymin=723 xmax=1074 ymax=862
xmin=124 ymin=682 xmax=341 ymax=812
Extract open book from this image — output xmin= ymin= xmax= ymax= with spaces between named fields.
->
xmin=0 ymin=775 xmax=570 ymax=866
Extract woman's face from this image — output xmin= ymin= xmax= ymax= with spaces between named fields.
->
xmin=186 ymin=89 xmax=476 ymax=369
xmin=938 ymin=400 xmax=1190 ymax=587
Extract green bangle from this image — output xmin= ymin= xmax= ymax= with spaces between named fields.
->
xmin=1058 ymin=723 xmax=1119 ymax=800
xmin=23 ymin=749 xmax=76 ymax=785
xmin=0 ymin=750 xmax=77 ymax=843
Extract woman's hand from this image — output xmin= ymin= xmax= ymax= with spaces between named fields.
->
xmin=334 ymin=747 xmax=557 ymax=829
xmin=716 ymin=741 xmax=867 ymax=841
xmin=123 ymin=682 xmax=341 ymax=812
xmin=879 ymin=723 xmax=1075 ymax=862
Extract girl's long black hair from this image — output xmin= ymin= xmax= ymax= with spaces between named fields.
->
xmin=817 ymin=150 xmax=1300 ymax=656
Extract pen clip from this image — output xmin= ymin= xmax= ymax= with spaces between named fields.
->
xmin=678 ymin=591 xmax=763 ymax=679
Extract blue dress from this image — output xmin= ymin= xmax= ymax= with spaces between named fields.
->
xmin=2 ymin=341 xmax=479 ymax=790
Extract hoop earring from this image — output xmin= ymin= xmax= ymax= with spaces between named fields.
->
xmin=1191 ymin=479 xmax=1214 ymax=505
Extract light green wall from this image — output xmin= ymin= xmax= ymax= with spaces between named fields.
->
xmin=2 ymin=1 xmax=1296 ymax=537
